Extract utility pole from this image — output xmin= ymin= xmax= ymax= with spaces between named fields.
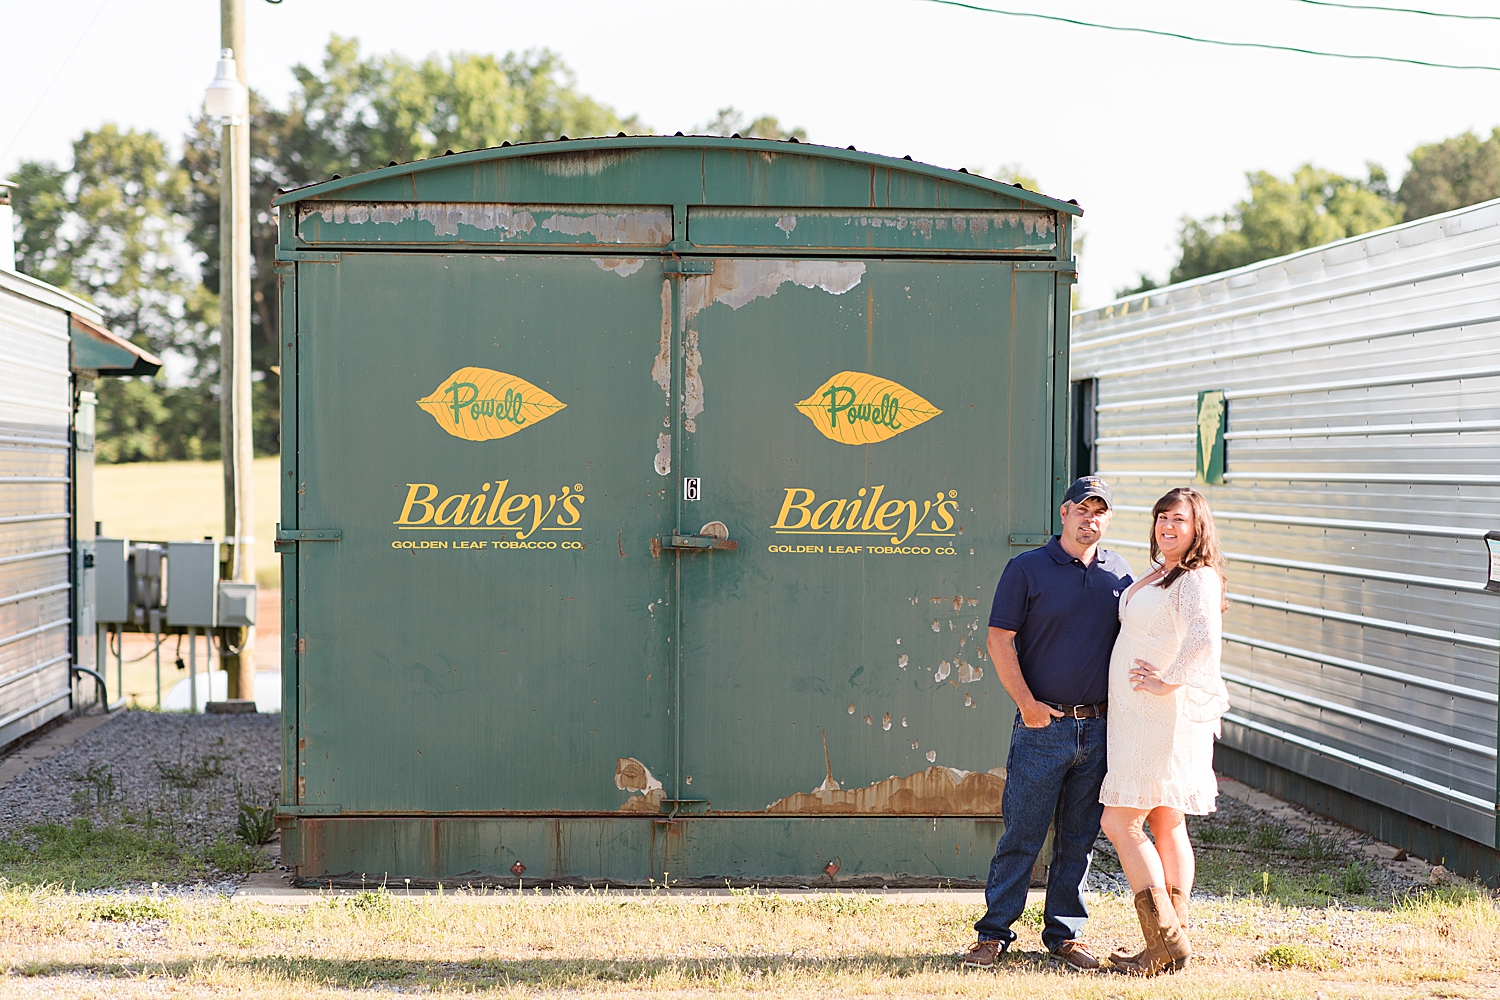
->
xmin=218 ymin=0 xmax=255 ymax=700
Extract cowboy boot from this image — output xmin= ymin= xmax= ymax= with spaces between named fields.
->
xmin=1112 ymin=889 xmax=1170 ymax=975
xmin=1110 ymin=886 xmax=1191 ymax=970
xmin=1114 ymin=887 xmax=1190 ymax=976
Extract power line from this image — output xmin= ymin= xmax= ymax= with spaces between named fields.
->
xmin=0 ymin=0 xmax=112 ymax=167
xmin=920 ymin=0 xmax=1500 ymax=72
xmin=1292 ymin=0 xmax=1500 ymax=22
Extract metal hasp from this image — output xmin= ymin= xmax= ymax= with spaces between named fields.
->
xmin=659 ymin=532 xmax=738 ymax=552
xmin=270 ymin=136 xmax=1079 ymax=886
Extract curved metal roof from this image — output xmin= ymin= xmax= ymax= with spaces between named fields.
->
xmin=271 ymin=135 xmax=1082 ymax=217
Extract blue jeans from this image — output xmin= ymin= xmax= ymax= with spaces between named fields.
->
xmin=974 ymin=712 xmax=1107 ymax=952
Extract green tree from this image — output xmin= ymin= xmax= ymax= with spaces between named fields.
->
xmin=9 ymin=126 xmax=215 ymax=462
xmin=697 ymin=106 xmax=808 ymax=141
xmin=1115 ymin=274 xmax=1159 ymax=298
xmin=1399 ymin=128 xmax=1500 ymax=222
xmin=1171 ymin=164 xmax=1400 ymax=283
xmin=12 ymin=36 xmax=654 ymax=462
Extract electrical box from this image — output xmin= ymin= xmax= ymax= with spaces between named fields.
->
xmin=217 ymin=581 xmax=258 ymax=627
xmin=129 ymin=542 xmax=165 ymax=631
xmin=165 ymin=541 xmax=219 ymax=627
xmin=94 ymin=538 xmax=131 ymax=624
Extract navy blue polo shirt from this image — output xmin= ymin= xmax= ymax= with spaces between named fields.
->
xmin=988 ymin=536 xmax=1133 ymax=706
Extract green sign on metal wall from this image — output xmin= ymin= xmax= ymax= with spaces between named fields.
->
xmin=1196 ymin=389 xmax=1227 ymax=486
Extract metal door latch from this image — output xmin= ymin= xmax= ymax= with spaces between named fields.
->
xmin=658 ymin=532 xmax=738 ymax=552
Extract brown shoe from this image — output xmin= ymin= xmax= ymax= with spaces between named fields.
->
xmin=1110 ymin=885 xmax=1189 ymax=970
xmin=1049 ymin=939 xmax=1100 ymax=971
xmin=1114 ymin=887 xmax=1191 ymax=976
xmin=959 ymin=939 xmax=1005 ymax=967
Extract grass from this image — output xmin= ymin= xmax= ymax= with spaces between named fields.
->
xmin=94 ymin=456 xmax=282 ymax=587
xmin=1183 ymin=808 xmax=1400 ymax=908
xmin=0 ymin=887 xmax=1494 ymax=997
xmin=0 ymin=819 xmax=269 ymax=889
xmin=0 ymin=731 xmax=273 ymax=889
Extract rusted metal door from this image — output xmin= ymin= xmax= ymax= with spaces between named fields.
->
xmin=291 ymin=252 xmax=674 ymax=813
xmin=671 ymin=258 xmax=1058 ymax=815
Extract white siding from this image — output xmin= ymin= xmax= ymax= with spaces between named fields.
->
xmin=1072 ymin=199 xmax=1500 ymax=848
xmin=0 ymin=286 xmax=73 ymax=745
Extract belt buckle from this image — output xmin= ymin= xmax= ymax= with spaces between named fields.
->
xmin=1072 ymin=705 xmax=1087 ymax=719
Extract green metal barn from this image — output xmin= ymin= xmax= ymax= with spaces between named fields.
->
xmin=271 ymin=136 xmax=1080 ymax=885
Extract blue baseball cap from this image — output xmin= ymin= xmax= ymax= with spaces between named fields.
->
xmin=1063 ymin=476 xmax=1113 ymax=508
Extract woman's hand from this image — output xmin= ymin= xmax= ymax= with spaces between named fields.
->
xmin=1130 ymin=658 xmax=1182 ymax=696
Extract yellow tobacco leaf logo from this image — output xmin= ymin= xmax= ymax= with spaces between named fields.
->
xmin=417 ymin=367 xmax=566 ymax=442
xmin=794 ymin=372 xmax=942 ymax=445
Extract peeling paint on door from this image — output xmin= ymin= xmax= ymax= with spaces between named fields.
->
xmin=765 ymin=766 xmax=1005 ymax=815
xmin=593 ymin=258 xmax=645 ymax=277
xmin=615 ymin=757 xmax=665 ymax=814
xmin=682 ymin=329 xmax=703 ymax=432
xmin=675 ymin=259 xmax=867 ymax=433
xmin=654 ymin=433 xmax=671 ymax=476
xmin=296 ymin=202 xmax=671 ymax=246
xmin=541 ymin=211 xmax=672 ymax=244
xmin=652 ymin=281 xmax=672 ymax=398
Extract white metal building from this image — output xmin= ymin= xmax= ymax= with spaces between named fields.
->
xmin=1071 ymin=198 xmax=1500 ymax=880
xmin=0 ymin=187 xmax=159 ymax=748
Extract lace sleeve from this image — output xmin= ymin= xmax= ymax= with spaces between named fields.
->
xmin=1162 ymin=568 xmax=1231 ymax=725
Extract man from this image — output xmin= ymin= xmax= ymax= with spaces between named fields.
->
xmin=962 ymin=476 xmax=1133 ymax=971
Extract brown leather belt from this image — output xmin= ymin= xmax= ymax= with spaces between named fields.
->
xmin=1045 ymin=701 xmax=1107 ymax=719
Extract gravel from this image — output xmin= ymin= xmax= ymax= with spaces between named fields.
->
xmin=0 ymin=709 xmax=281 ymax=855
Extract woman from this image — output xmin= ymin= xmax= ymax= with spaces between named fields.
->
xmin=1098 ymin=487 xmax=1230 ymax=976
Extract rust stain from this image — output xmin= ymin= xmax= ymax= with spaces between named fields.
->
xmin=614 ymin=757 xmax=665 ymax=814
xmin=766 ymin=766 xmax=1005 ymax=815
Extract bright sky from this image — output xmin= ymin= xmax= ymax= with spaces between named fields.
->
xmin=4 ymin=0 xmax=1499 ymax=306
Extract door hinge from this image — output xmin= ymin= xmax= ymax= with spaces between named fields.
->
xmin=663 ymin=258 xmax=714 ymax=275
xmin=275 ymin=528 xmax=341 ymax=552
xmin=277 ymin=803 xmax=341 ymax=817
xmin=659 ymin=532 xmax=738 ymax=551
xmin=1009 ymin=532 xmax=1049 ymax=546
xmin=275 ymin=249 xmax=342 ymax=263
xmin=296 ymin=637 xmax=306 ymax=654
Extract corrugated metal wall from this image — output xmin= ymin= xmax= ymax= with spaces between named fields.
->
xmin=0 ymin=285 xmax=74 ymax=746
xmin=1071 ymin=199 xmax=1500 ymax=850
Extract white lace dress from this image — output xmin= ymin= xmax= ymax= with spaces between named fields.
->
xmin=1099 ymin=566 xmax=1230 ymax=815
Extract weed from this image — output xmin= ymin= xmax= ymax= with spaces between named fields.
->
xmin=1194 ymin=819 xmax=1250 ymax=846
xmin=1018 ymin=901 xmax=1044 ymax=928
xmin=153 ymin=755 xmax=225 ymax=790
xmin=1295 ymin=827 xmax=1342 ymax=861
xmin=1261 ymin=943 xmax=1337 ymax=970
xmin=86 ymin=897 xmax=174 ymax=923
xmin=235 ymin=801 xmax=277 ymax=846
xmin=69 ymin=764 xmax=119 ymax=811
xmin=206 ymin=838 xmax=266 ymax=874
xmin=1251 ymin=824 xmax=1287 ymax=850
xmin=1339 ymin=860 xmax=1373 ymax=895
xmin=351 ymin=889 xmax=393 ymax=916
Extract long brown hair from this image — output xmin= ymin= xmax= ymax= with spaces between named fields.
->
xmin=1149 ymin=487 xmax=1228 ymax=607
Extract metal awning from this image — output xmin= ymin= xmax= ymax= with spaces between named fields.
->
xmin=69 ymin=314 xmax=162 ymax=376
